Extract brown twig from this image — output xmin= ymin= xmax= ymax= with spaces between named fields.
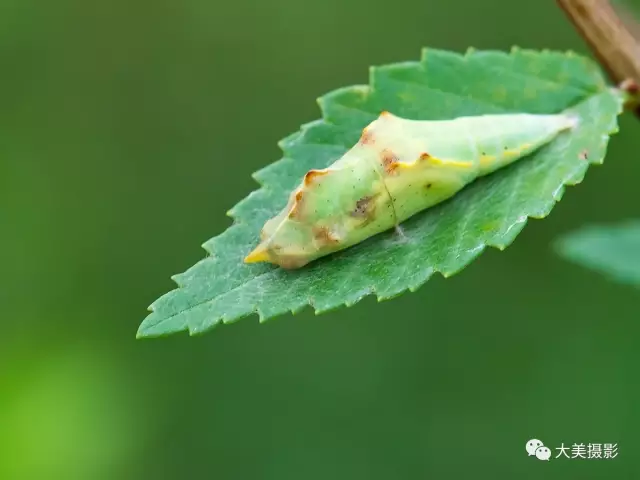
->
xmin=615 ymin=1 xmax=640 ymax=41
xmin=557 ymin=0 xmax=640 ymax=112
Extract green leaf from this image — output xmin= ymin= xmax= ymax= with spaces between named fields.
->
xmin=555 ymin=221 xmax=640 ymax=287
xmin=138 ymin=47 xmax=623 ymax=338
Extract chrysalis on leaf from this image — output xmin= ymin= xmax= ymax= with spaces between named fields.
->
xmin=245 ymin=111 xmax=578 ymax=269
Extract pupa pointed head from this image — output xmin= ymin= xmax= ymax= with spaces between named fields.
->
xmin=244 ymin=243 xmax=272 ymax=264
xmin=244 ymin=240 xmax=314 ymax=269
xmin=245 ymin=219 xmax=318 ymax=269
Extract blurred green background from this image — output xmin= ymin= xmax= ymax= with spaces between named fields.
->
xmin=3 ymin=0 xmax=640 ymax=478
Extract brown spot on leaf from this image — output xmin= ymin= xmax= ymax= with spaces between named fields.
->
xmin=579 ymin=149 xmax=589 ymax=160
xmin=419 ymin=152 xmax=431 ymax=161
xmin=425 ymin=183 xmax=433 ymax=190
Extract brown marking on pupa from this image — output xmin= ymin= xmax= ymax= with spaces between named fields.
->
xmin=350 ymin=193 xmax=381 ymax=228
xmin=579 ymin=149 xmax=589 ymax=160
xmin=419 ymin=152 xmax=431 ymax=161
xmin=303 ymin=169 xmax=328 ymax=186
xmin=351 ymin=196 xmax=374 ymax=218
xmin=313 ymin=226 xmax=340 ymax=245
xmin=379 ymin=110 xmax=391 ymax=117
xmin=360 ymin=128 xmax=374 ymax=145
xmin=277 ymin=254 xmax=309 ymax=270
xmin=287 ymin=189 xmax=305 ymax=219
xmin=381 ymin=149 xmax=399 ymax=175
xmin=424 ymin=182 xmax=433 ymax=191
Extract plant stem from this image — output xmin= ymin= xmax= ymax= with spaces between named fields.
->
xmin=558 ymin=0 xmax=640 ymax=112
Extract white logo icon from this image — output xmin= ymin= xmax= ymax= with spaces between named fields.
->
xmin=535 ymin=446 xmax=552 ymax=461
xmin=526 ymin=439 xmax=544 ymax=456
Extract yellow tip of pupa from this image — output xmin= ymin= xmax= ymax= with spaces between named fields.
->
xmin=244 ymin=245 xmax=271 ymax=264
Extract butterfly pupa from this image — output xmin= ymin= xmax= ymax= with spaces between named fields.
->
xmin=245 ymin=111 xmax=578 ymax=269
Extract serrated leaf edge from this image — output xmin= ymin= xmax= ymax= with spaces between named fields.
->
xmin=137 ymin=48 xmax=624 ymax=339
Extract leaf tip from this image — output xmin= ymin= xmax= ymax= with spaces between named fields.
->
xmin=135 ymin=321 xmax=155 ymax=340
